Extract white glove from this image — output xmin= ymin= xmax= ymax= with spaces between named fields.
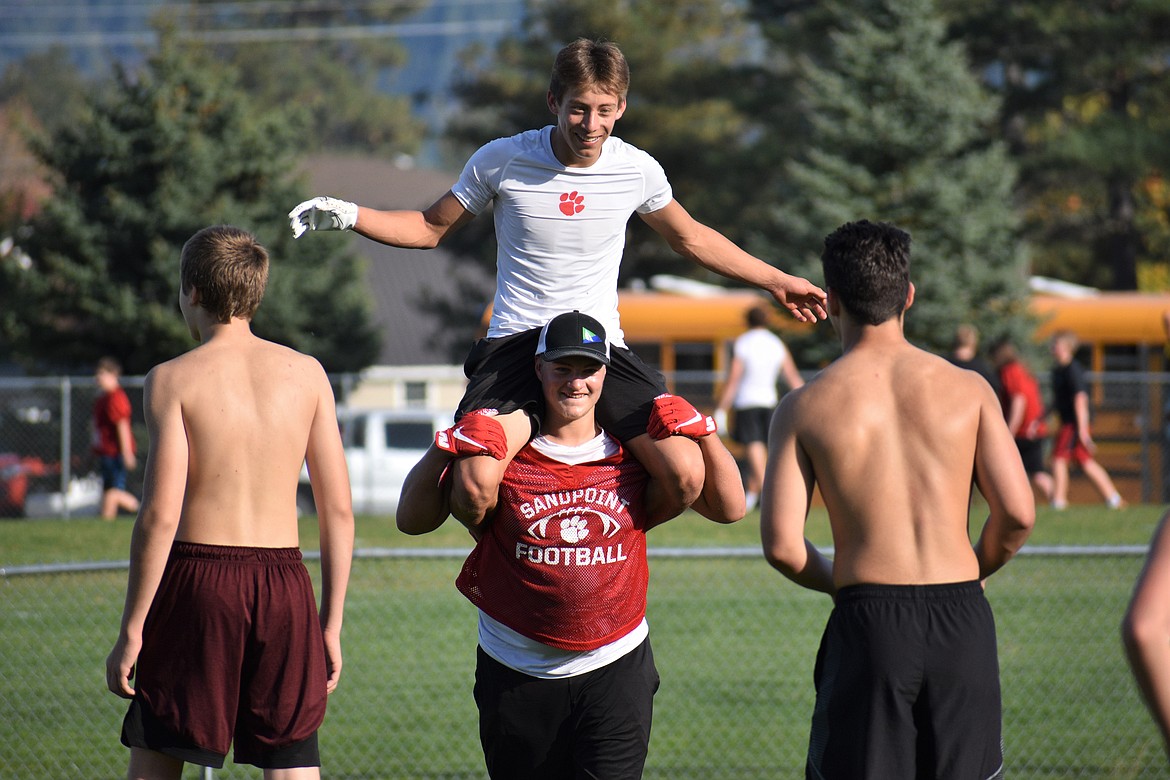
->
xmin=289 ymin=196 xmax=358 ymax=239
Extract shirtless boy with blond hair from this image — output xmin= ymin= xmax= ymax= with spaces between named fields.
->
xmin=761 ymin=220 xmax=1035 ymax=780
xmin=106 ymin=225 xmax=354 ymax=780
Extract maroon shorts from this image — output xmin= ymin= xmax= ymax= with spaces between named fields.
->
xmin=1051 ymin=423 xmax=1093 ymax=465
xmin=121 ymin=542 xmax=328 ymax=769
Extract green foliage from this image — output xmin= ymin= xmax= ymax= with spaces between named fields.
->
xmin=0 ymin=46 xmax=94 ymax=138
xmin=177 ymin=1 xmax=427 ymax=156
xmin=750 ymin=0 xmax=1033 ymax=363
xmin=0 ymin=29 xmax=379 ymax=374
xmin=942 ymin=0 xmax=1170 ymax=290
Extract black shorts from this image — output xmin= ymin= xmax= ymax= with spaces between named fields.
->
xmin=732 ymin=407 xmax=773 ymax=445
xmin=807 ymin=581 xmax=1003 ymax=780
xmin=121 ymin=542 xmax=327 ymax=769
xmin=473 ymin=637 xmax=660 ymax=780
xmin=1015 ymin=437 xmax=1046 ymax=476
xmin=458 ymin=329 xmax=668 ymax=442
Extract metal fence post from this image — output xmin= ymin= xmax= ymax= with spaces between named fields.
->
xmin=61 ymin=376 xmax=72 ymax=519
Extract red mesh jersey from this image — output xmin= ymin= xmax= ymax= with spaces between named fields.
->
xmin=998 ymin=360 xmax=1048 ymax=438
xmin=93 ymin=387 xmax=135 ymax=457
xmin=456 ymin=442 xmax=651 ymax=651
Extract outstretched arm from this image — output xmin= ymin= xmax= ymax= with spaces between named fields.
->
xmin=639 ymin=200 xmax=826 ymax=323
xmin=290 ymin=190 xmax=473 ymax=248
xmin=1123 ymin=510 xmax=1170 ymax=760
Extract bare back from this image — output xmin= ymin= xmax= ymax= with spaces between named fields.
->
xmin=144 ymin=331 xmax=345 ymax=547
xmin=783 ymin=340 xmax=1015 ymax=586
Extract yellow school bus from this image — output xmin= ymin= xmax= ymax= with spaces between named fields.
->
xmin=483 ymin=287 xmax=1170 ymax=385
xmin=616 ymin=288 xmax=1170 ymax=373
xmin=482 ymin=287 xmax=1170 ymax=501
xmin=614 ymin=287 xmax=1170 ymax=504
xmin=1031 ymin=291 xmax=1170 ymax=372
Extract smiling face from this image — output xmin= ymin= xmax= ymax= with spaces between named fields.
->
xmin=536 ymin=355 xmax=606 ymax=424
xmin=547 ymin=87 xmax=626 ymax=168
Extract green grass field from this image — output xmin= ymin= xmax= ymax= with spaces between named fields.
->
xmin=1 ymin=504 xmax=1167 ymax=778
xmin=2 ymin=501 xmax=1161 ymax=565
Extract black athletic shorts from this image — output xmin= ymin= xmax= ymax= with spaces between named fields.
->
xmin=473 ymin=637 xmax=660 ymax=780
xmin=457 ymin=329 xmax=668 ymax=442
xmin=1015 ymin=437 xmax=1046 ymax=476
xmin=732 ymin=407 xmax=773 ymax=445
xmin=806 ymin=581 xmax=1004 ymax=780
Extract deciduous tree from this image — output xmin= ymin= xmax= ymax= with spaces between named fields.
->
xmin=0 ymin=29 xmax=379 ymax=374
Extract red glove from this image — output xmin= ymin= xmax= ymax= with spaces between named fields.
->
xmin=435 ymin=410 xmax=507 ymax=459
xmin=648 ymin=394 xmax=717 ymax=440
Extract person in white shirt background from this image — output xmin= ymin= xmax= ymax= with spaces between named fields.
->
xmin=715 ymin=305 xmax=804 ymax=511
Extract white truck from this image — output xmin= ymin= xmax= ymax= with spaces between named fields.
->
xmin=298 ymin=407 xmax=455 ymax=517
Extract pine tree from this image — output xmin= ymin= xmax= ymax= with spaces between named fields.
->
xmin=752 ymin=0 xmax=1032 ymax=361
xmin=0 ymin=28 xmax=379 ymax=374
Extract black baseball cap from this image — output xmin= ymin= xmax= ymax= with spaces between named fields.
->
xmin=536 ymin=311 xmax=610 ymax=365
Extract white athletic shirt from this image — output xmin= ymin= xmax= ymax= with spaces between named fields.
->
xmin=474 ymin=432 xmax=650 ymax=679
xmin=451 ymin=126 xmax=673 ymax=346
xmin=731 ymin=327 xmax=790 ymax=409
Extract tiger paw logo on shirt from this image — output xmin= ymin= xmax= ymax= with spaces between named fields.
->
xmin=559 ymin=191 xmax=585 ymax=216
xmin=517 ymin=500 xmax=629 ymax=567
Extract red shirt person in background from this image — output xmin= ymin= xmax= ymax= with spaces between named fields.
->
xmin=989 ymin=339 xmax=1054 ymax=505
xmin=93 ymin=356 xmax=140 ymax=520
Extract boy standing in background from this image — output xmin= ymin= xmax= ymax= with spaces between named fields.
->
xmin=1049 ymin=330 xmax=1125 ymax=509
xmin=93 ymin=357 xmax=139 ymax=520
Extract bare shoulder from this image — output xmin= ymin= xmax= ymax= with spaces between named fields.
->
xmin=914 ymin=347 xmax=999 ymax=401
xmin=772 ymin=379 xmax=819 ymax=433
xmin=259 ymin=339 xmax=328 ymax=375
xmin=142 ymin=352 xmax=193 ymax=399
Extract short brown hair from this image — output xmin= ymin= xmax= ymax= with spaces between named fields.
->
xmin=180 ymin=226 xmax=269 ymax=323
xmin=953 ymin=323 xmax=979 ymax=350
xmin=95 ymin=356 xmax=122 ymax=376
xmin=747 ymin=306 xmax=770 ymax=329
xmin=1051 ymin=329 xmax=1079 ymax=351
xmin=549 ymin=38 xmax=629 ymax=104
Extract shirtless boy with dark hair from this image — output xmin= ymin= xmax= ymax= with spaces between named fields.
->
xmin=106 ymin=225 xmax=354 ymax=779
xmin=760 ymin=220 xmax=1035 ymax=779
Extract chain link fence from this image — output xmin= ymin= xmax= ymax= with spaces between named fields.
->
xmin=2 ymin=372 xmax=1170 ymax=777
xmin=0 ymin=547 xmax=1165 ymax=778
xmin=2 ymin=369 xmax=1169 ymax=516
